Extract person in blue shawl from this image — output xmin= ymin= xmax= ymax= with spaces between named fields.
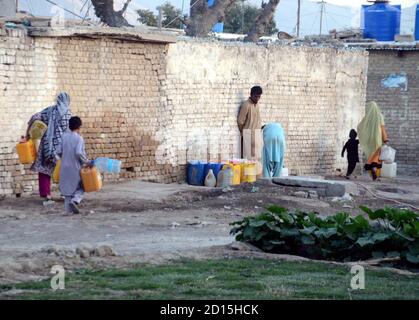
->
xmin=262 ymin=122 xmax=286 ymax=178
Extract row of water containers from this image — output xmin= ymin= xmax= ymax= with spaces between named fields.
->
xmin=361 ymin=2 xmax=419 ymax=41
xmin=187 ymin=160 xmax=259 ymax=188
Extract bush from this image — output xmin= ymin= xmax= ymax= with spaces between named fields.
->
xmin=230 ymin=206 xmax=419 ymax=265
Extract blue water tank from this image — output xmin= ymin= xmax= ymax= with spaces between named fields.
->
xmin=415 ymin=4 xmax=419 ymax=41
xmin=360 ymin=5 xmax=369 ymax=32
xmin=363 ymin=2 xmax=401 ymax=41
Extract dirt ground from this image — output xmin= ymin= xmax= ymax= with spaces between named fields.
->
xmin=0 ymin=174 xmax=418 ymax=285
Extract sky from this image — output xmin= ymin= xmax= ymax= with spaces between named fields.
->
xmin=17 ymin=0 xmax=419 ymax=35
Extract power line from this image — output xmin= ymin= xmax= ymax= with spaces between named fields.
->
xmin=163 ymin=0 xmax=202 ymax=28
xmin=44 ymin=0 xmax=97 ymax=25
xmin=324 ymin=11 xmax=348 ymax=30
xmin=319 ymin=1 xmax=325 ymax=36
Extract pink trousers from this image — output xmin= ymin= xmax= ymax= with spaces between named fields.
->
xmin=38 ymin=173 xmax=51 ymax=198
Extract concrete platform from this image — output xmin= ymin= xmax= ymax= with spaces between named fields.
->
xmin=272 ymin=176 xmax=357 ymax=197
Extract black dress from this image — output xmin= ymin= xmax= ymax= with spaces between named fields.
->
xmin=342 ymin=139 xmax=359 ymax=176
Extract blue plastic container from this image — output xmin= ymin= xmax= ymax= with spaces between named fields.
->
xmin=94 ymin=157 xmax=122 ymax=174
xmin=203 ymin=163 xmax=223 ymax=181
xmin=363 ymin=2 xmax=401 ymax=41
xmin=415 ymin=4 xmax=419 ymax=41
xmin=187 ymin=161 xmax=207 ymax=186
xmin=212 ymin=22 xmax=224 ymax=33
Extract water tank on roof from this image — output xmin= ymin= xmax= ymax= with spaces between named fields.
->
xmin=363 ymin=1 xmax=401 ymax=41
xmin=415 ymin=4 xmax=419 ymax=41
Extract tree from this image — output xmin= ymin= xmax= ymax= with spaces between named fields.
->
xmin=136 ymin=2 xmax=184 ymax=29
xmin=224 ymin=2 xmax=278 ymax=35
xmin=137 ymin=9 xmax=157 ymax=27
xmin=185 ymin=0 xmax=236 ymax=37
xmin=91 ymin=0 xmax=281 ymax=43
xmin=160 ymin=2 xmax=183 ymax=28
xmin=245 ymin=0 xmax=281 ymax=42
xmin=91 ymin=0 xmax=132 ymax=27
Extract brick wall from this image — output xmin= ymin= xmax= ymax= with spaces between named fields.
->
xmin=0 ymin=28 xmax=369 ymax=196
xmin=366 ymin=50 xmax=419 ymax=175
xmin=163 ymin=41 xmax=368 ymax=180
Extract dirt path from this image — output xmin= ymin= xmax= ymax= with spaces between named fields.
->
xmin=0 ymin=177 xmax=418 ymax=284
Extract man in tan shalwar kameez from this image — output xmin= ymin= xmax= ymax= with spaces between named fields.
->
xmin=237 ymin=86 xmax=263 ymax=176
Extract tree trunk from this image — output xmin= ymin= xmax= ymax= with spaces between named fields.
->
xmin=91 ymin=0 xmax=133 ymax=27
xmin=245 ymin=0 xmax=281 ymax=42
xmin=185 ymin=0 xmax=237 ymax=37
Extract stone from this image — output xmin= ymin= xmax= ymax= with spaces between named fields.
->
xmin=273 ymin=177 xmax=347 ymax=197
xmin=308 ymin=190 xmax=318 ymax=199
xmin=93 ymin=245 xmax=117 ymax=257
xmin=76 ymin=244 xmax=94 ymax=258
xmin=293 ymin=191 xmax=309 ymax=198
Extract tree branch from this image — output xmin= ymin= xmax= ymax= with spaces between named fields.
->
xmin=118 ymin=0 xmax=132 ymax=14
xmin=245 ymin=0 xmax=280 ymax=42
xmin=186 ymin=0 xmax=237 ymax=37
xmin=91 ymin=0 xmax=132 ymax=27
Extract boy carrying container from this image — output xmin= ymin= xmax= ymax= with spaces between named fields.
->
xmin=56 ymin=116 xmax=93 ymax=215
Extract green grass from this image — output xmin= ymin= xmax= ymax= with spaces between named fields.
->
xmin=1 ymin=259 xmax=418 ymax=300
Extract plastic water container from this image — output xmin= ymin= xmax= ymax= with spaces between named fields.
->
xmin=187 ymin=161 xmax=207 ymax=186
xmin=281 ymin=167 xmax=289 ymax=177
xmin=223 ymin=163 xmax=241 ymax=185
xmin=217 ymin=167 xmax=233 ymax=188
xmin=29 ymin=120 xmax=47 ymax=140
xmin=53 ymin=159 xmax=61 ymax=183
xmin=94 ymin=157 xmax=121 ymax=174
xmin=242 ymin=162 xmax=257 ymax=183
xmin=380 ymin=145 xmax=396 ymax=164
xmin=204 ymin=163 xmax=223 ymax=180
xmin=204 ymin=169 xmax=217 ymax=187
xmin=16 ymin=139 xmax=36 ymax=164
xmin=381 ymin=162 xmax=397 ymax=178
xmin=81 ymin=167 xmax=102 ymax=192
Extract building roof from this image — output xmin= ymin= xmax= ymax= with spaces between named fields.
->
xmin=27 ymin=26 xmax=177 ymax=44
xmin=345 ymin=42 xmax=419 ymax=51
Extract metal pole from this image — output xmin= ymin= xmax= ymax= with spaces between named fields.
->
xmin=157 ymin=6 xmax=162 ymax=29
xmin=297 ymin=0 xmax=301 ymax=37
xmin=319 ymin=1 xmax=324 ymax=36
xmin=241 ymin=0 xmax=245 ymax=34
xmin=180 ymin=0 xmax=185 ymax=29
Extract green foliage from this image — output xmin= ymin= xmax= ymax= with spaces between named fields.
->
xmin=137 ymin=2 xmax=184 ymax=29
xmin=230 ymin=206 xmax=419 ymax=265
xmin=137 ymin=9 xmax=158 ymax=27
xmin=223 ymin=2 xmax=278 ymax=35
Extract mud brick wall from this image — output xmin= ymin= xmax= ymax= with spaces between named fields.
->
xmin=0 ymin=28 xmax=369 ymax=196
xmin=366 ymin=50 xmax=419 ymax=176
xmin=164 ymin=41 xmax=368 ymax=180
xmin=0 ymin=28 xmax=172 ymax=197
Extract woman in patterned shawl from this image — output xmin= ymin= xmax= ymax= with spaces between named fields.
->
xmin=26 ymin=92 xmax=72 ymax=203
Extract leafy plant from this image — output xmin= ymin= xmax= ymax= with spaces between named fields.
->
xmin=230 ymin=206 xmax=419 ymax=266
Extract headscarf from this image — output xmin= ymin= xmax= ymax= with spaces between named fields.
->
xmin=43 ymin=92 xmax=71 ymax=162
xmin=357 ymin=101 xmax=384 ymax=158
